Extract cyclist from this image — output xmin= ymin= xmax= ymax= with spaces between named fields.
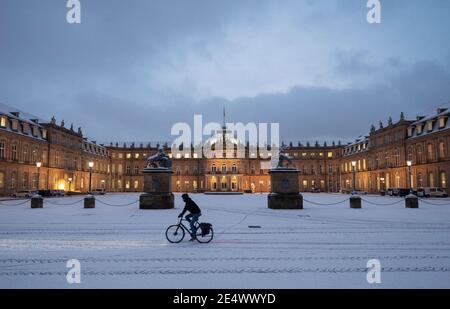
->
xmin=178 ymin=193 xmax=202 ymax=241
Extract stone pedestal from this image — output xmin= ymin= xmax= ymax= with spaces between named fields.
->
xmin=84 ymin=196 xmax=95 ymax=209
xmin=350 ymin=195 xmax=362 ymax=208
xmin=140 ymin=168 xmax=174 ymax=209
xmin=268 ymin=168 xmax=303 ymax=209
xmin=405 ymin=195 xmax=419 ymax=208
xmin=31 ymin=195 xmax=43 ymax=208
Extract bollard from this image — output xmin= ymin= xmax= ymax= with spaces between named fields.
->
xmin=31 ymin=195 xmax=43 ymax=208
xmin=405 ymin=194 xmax=419 ymax=208
xmin=350 ymin=195 xmax=362 ymax=209
xmin=84 ymin=195 xmax=95 ymax=209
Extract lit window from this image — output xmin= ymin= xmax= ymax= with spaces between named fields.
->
xmin=327 ymin=152 xmax=333 ymax=158
xmin=184 ymin=153 xmax=190 ymax=159
xmin=126 ymin=153 xmax=131 ymax=159
xmin=135 ymin=153 xmax=139 ymax=159
xmin=438 ymin=117 xmax=446 ymax=129
xmin=0 ymin=116 xmax=6 ymax=128
xmin=134 ymin=180 xmax=139 ymax=189
xmin=416 ymin=124 xmax=423 ymax=135
xmin=427 ymin=121 xmax=434 ymax=132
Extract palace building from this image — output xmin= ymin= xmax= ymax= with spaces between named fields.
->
xmin=0 ymin=102 xmax=449 ymax=196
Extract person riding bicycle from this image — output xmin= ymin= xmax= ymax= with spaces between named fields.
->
xmin=178 ymin=193 xmax=202 ymax=241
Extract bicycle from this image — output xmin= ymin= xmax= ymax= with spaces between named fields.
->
xmin=165 ymin=218 xmax=214 ymax=243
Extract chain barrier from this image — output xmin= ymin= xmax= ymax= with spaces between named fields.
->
xmin=303 ymin=198 xmax=350 ymax=206
xmin=0 ymin=199 xmax=30 ymax=206
xmin=418 ymin=198 xmax=450 ymax=206
xmin=361 ymin=198 xmax=405 ymax=206
xmin=44 ymin=198 xmax=85 ymax=206
xmin=95 ymin=198 xmax=139 ymax=207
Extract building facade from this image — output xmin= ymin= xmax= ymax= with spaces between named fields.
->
xmin=0 ymin=102 xmax=449 ymax=196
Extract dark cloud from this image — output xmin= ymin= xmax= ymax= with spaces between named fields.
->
xmin=0 ymin=0 xmax=449 ymax=145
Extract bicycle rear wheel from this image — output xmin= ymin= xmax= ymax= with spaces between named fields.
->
xmin=166 ymin=225 xmax=185 ymax=243
xmin=195 ymin=226 xmax=214 ymax=243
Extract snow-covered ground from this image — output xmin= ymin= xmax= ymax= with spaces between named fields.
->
xmin=0 ymin=193 xmax=449 ymax=288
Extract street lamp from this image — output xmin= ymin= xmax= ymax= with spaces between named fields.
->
xmin=68 ymin=177 xmax=72 ymax=192
xmin=36 ymin=162 xmax=42 ymax=191
xmin=407 ymin=160 xmax=412 ymax=194
xmin=88 ymin=161 xmax=94 ymax=193
xmin=351 ymin=161 xmax=357 ymax=193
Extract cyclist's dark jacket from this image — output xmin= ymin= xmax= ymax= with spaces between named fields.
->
xmin=180 ymin=197 xmax=201 ymax=215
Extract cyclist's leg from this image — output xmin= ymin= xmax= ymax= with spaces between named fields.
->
xmin=190 ymin=213 xmax=201 ymax=235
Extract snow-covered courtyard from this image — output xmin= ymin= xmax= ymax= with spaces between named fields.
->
xmin=0 ymin=193 xmax=449 ymax=288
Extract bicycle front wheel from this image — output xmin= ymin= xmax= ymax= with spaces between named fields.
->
xmin=195 ymin=226 xmax=214 ymax=243
xmin=166 ymin=225 xmax=185 ymax=243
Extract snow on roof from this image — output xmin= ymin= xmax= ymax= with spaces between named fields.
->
xmin=0 ymin=102 xmax=48 ymax=125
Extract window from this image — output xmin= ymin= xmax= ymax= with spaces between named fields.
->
xmin=0 ymin=172 xmax=4 ymax=189
xmin=11 ymin=120 xmax=18 ymax=131
xmin=232 ymin=164 xmax=237 ymax=173
xmin=439 ymin=141 xmax=445 ymax=159
xmin=11 ymin=143 xmax=17 ymax=161
xmin=134 ymin=166 xmax=139 ymax=175
xmin=416 ymin=124 xmax=423 ymax=135
xmin=221 ymin=165 xmax=227 ymax=174
xmin=211 ymin=165 xmax=216 ymax=173
xmin=0 ymin=116 xmax=6 ymax=128
xmin=0 ymin=141 xmax=5 ymax=158
xmin=327 ymin=152 xmax=333 ymax=158
xmin=407 ymin=127 xmax=413 ymax=137
xmin=125 ymin=181 xmax=130 ymax=189
xmin=428 ymin=172 xmax=435 ymax=187
xmin=417 ymin=146 xmax=423 ymax=163
xmin=126 ymin=165 xmax=131 ymax=175
xmin=134 ymin=153 xmax=139 ymax=159
xmin=22 ymin=172 xmax=28 ymax=189
xmin=440 ymin=172 xmax=447 ymax=189
xmin=427 ymin=143 xmax=434 ymax=161
xmin=23 ymin=144 xmax=29 ymax=162
xmin=10 ymin=172 xmax=16 ymax=189
xmin=55 ymin=151 xmax=59 ymax=166
xmin=417 ymin=172 xmax=423 ymax=188
xmin=118 ymin=153 xmax=123 ymax=159
xmin=438 ymin=117 xmax=446 ymax=129
xmin=427 ymin=121 xmax=434 ymax=132
xmin=126 ymin=153 xmax=131 ymax=159
xmin=134 ymin=180 xmax=139 ymax=189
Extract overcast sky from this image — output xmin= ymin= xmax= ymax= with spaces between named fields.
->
xmin=1 ymin=0 xmax=450 ymax=144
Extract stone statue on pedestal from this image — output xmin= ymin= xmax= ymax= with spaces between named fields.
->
xmin=146 ymin=147 xmax=172 ymax=168
xmin=276 ymin=146 xmax=293 ymax=168
xmin=140 ymin=147 xmax=174 ymax=209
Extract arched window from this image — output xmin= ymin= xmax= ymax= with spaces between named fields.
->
xmin=417 ymin=172 xmax=423 ymax=188
xmin=440 ymin=172 xmax=447 ymax=189
xmin=428 ymin=172 xmax=434 ymax=187
xmin=438 ymin=141 xmax=445 ymax=159
xmin=417 ymin=146 xmax=423 ymax=163
xmin=407 ymin=147 xmax=413 ymax=162
xmin=427 ymin=143 xmax=434 ymax=161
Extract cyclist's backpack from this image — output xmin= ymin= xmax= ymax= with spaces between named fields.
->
xmin=200 ymin=223 xmax=212 ymax=236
